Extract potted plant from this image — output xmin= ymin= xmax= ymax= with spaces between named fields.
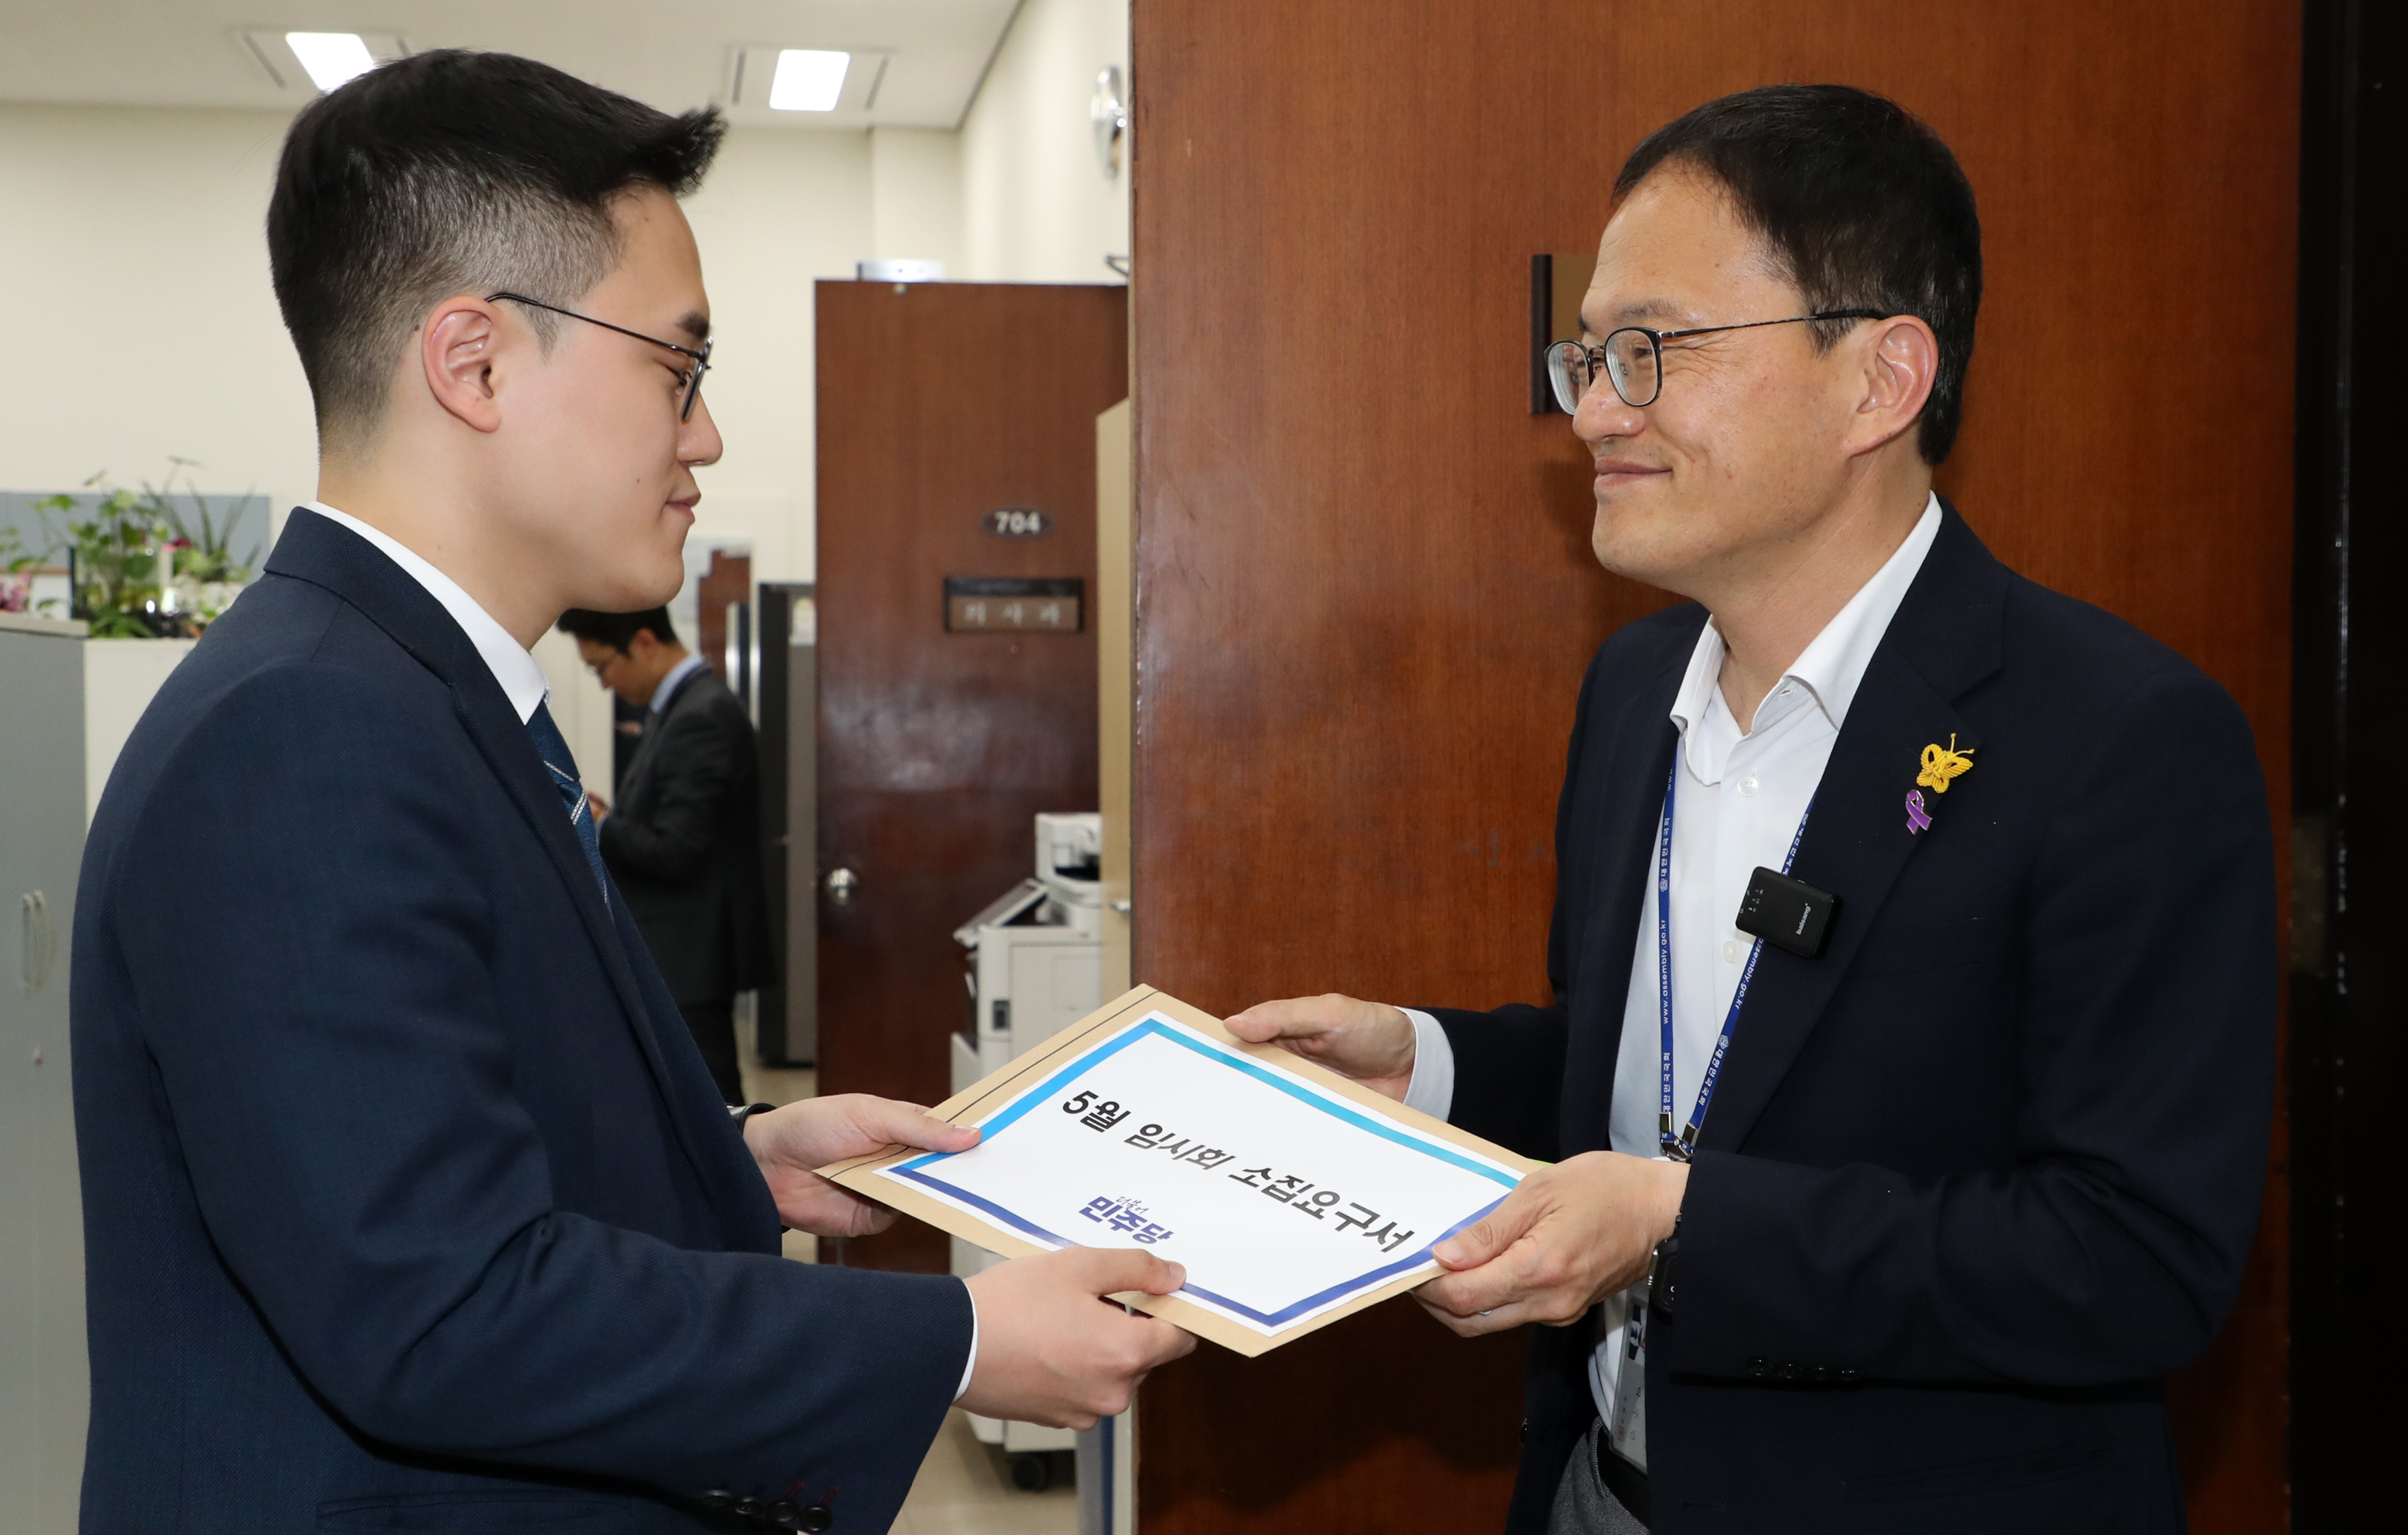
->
xmin=31 ymin=463 xmax=262 ymax=636
xmin=146 ymin=459 xmax=262 ymax=624
xmin=33 ymin=476 xmax=171 ymax=637
xmin=0 ymin=524 xmax=40 ymax=615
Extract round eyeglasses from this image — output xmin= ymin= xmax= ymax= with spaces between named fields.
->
xmin=1545 ymin=310 xmax=1885 ymax=412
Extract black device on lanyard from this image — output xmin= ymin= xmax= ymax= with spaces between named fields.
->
xmin=1735 ymin=866 xmax=1841 ymax=959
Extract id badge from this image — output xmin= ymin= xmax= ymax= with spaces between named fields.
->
xmin=1607 ymin=1300 xmax=1647 ymax=1471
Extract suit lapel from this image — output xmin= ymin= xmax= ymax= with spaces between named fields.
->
xmin=1694 ymin=505 xmax=2008 ymax=1154
xmin=619 ymin=707 xmax=665 ymax=803
xmin=620 ymin=667 xmax=703 ymax=805
xmin=264 ymin=512 xmax=719 ymax=1187
xmin=448 ymin=695 xmax=719 ymax=1168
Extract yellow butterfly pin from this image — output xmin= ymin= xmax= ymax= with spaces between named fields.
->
xmin=1916 ymin=734 xmax=1976 ymax=793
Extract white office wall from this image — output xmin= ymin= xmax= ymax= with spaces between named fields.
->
xmin=0 ymin=29 xmax=1122 ymax=615
xmin=0 ymin=104 xmax=316 ymax=513
xmin=960 ymin=0 xmax=1132 ymax=283
xmin=679 ymin=126 xmax=875 ymax=586
xmin=0 ymin=104 xmax=903 ymax=586
xmin=870 ymin=127 xmax=967 ymax=274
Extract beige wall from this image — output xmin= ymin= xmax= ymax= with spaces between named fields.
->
xmin=0 ymin=6 xmax=1123 ymax=675
xmin=678 ymin=125 xmax=876 ymax=586
xmin=0 ymin=104 xmax=892 ymax=588
xmin=960 ymin=0 xmax=1132 ymax=283
xmin=0 ymin=104 xmax=316 ymax=513
xmin=870 ymin=127 xmax=966 ymax=274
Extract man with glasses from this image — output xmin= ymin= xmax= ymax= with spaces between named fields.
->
xmin=556 ymin=604 xmax=766 ymax=1105
xmin=72 ymin=51 xmax=1190 ymax=1535
xmin=1232 ymin=86 xmax=2273 ymax=1533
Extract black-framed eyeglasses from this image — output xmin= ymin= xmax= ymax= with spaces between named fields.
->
xmin=486 ymin=291 xmax=713 ymax=421
xmin=1545 ymin=310 xmax=1885 ymax=412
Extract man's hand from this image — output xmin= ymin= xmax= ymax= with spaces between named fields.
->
xmin=584 ymin=789 xmax=610 ymax=823
xmin=1414 ymin=1151 xmax=1689 ymax=1336
xmin=1224 ymin=993 xmax=1418 ymax=1102
xmin=740 ymin=1094 xmax=979 ymax=1237
xmin=961 ymin=1248 xmax=1197 ymax=1428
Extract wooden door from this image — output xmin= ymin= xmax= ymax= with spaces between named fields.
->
xmin=1128 ymin=1 xmax=2296 ymax=1530
xmin=814 ymin=279 xmax=1127 ymax=1274
xmin=696 ymin=548 xmax=751 ymax=698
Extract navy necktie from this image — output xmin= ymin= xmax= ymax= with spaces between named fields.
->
xmin=525 ymin=699 xmax=610 ymax=905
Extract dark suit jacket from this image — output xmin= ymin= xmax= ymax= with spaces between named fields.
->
xmin=601 ymin=665 xmax=773 ymax=1005
xmin=1429 ymin=506 xmax=2275 ymax=1535
xmin=70 ymin=511 xmax=968 ymax=1534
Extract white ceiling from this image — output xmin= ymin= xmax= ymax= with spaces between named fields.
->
xmin=0 ymin=0 xmax=1024 ymax=129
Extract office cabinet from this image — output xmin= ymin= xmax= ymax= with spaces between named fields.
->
xmin=1 ymin=612 xmax=90 ymax=1532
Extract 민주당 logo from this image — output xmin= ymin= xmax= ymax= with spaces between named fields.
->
xmin=1080 ymin=1194 xmax=1174 ymax=1245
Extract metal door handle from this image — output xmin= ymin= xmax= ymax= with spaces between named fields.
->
xmin=21 ymin=890 xmax=56 ymax=995
xmin=823 ymin=868 xmax=859 ymax=907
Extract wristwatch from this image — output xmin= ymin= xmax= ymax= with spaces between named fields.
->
xmin=1646 ymin=1214 xmax=1682 ymax=1317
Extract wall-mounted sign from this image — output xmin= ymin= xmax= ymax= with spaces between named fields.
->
xmin=944 ymin=576 xmax=1083 ymax=634
xmin=981 ymin=506 xmax=1056 ymax=539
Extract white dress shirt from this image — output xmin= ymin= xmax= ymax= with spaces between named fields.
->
xmin=296 ymin=502 xmax=983 ymax=1399
xmin=1401 ymin=493 xmax=1942 ymax=1428
xmin=301 ymin=502 xmax=552 ymax=725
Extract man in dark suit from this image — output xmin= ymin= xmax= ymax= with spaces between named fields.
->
xmin=1232 ymin=86 xmax=2273 ymax=1533
xmin=71 ymin=51 xmax=1190 ymax=1535
xmin=558 ymin=606 xmax=768 ymax=1102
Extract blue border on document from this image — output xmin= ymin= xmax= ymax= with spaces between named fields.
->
xmin=885 ymin=1016 xmax=1520 ymax=1328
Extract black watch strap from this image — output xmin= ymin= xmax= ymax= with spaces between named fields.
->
xmin=1646 ymin=1214 xmax=1682 ymax=1318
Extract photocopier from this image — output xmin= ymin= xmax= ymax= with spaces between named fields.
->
xmin=946 ymin=812 xmax=1105 ymax=1482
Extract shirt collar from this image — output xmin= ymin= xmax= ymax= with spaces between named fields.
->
xmin=1668 ymin=491 xmax=1943 ymax=743
xmin=649 ymin=651 xmax=709 ymax=716
xmin=302 ymin=502 xmax=552 ymax=725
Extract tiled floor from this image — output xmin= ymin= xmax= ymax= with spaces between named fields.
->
xmin=736 ymin=1016 xmax=1074 ymax=1535
xmin=890 ymin=1414 xmax=1076 ymax=1535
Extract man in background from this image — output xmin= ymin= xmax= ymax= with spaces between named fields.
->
xmin=560 ymin=605 xmax=766 ymax=1102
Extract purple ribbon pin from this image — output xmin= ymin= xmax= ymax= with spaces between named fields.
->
xmin=1904 ymin=788 xmax=1932 ymax=834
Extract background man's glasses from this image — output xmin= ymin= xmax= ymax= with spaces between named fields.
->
xmin=487 ymin=291 xmax=712 ymax=421
xmin=1546 ymin=310 xmax=1885 ymax=411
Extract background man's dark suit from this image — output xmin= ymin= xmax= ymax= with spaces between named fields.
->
xmin=71 ymin=511 xmax=966 ymax=1533
xmin=601 ymin=662 xmax=773 ymax=1102
xmin=1428 ymin=506 xmax=2275 ymax=1534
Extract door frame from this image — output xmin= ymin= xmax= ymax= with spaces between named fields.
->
xmin=2290 ymin=1 xmax=2405 ymax=1525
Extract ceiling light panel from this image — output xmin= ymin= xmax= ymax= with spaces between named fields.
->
xmin=769 ymin=49 xmax=848 ymax=112
xmin=285 ymin=32 xmax=376 ymax=90
xmin=235 ymin=29 xmax=410 ymax=93
xmin=3 ymin=4 xmax=1018 ymax=127
xmin=727 ymin=45 xmax=894 ymax=119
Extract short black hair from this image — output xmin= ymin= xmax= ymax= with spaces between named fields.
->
xmin=557 ymin=606 xmax=679 ymax=652
xmin=1616 ymin=85 xmax=1981 ymax=463
xmin=268 ymin=50 xmax=725 ymax=451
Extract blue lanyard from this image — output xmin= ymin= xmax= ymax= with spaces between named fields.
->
xmin=1655 ymin=762 xmax=1813 ymax=1161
